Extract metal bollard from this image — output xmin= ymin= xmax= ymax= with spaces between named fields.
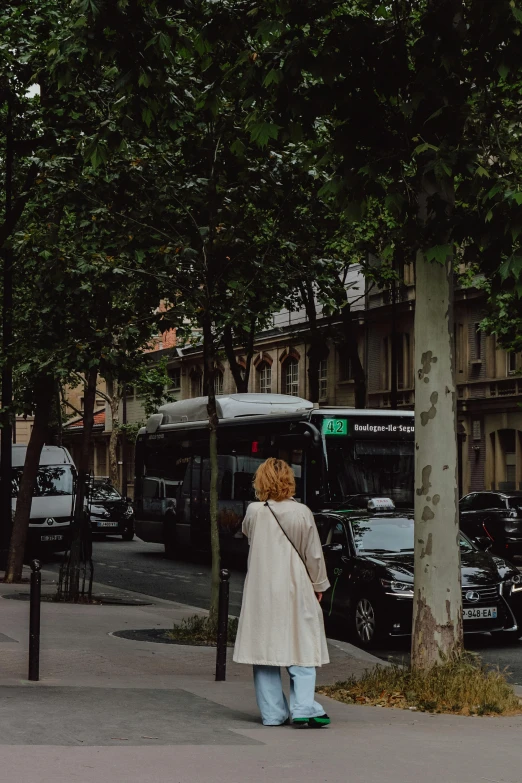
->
xmin=215 ymin=568 xmax=230 ymax=682
xmin=28 ymin=559 xmax=41 ymax=682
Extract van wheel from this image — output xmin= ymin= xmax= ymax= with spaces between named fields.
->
xmin=164 ymin=515 xmax=177 ymax=559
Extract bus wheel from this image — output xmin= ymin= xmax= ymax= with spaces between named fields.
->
xmin=164 ymin=515 xmax=177 ymax=559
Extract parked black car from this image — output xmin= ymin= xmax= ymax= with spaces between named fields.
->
xmin=459 ymin=491 xmax=522 ymax=564
xmin=315 ymin=507 xmax=522 ymax=648
xmin=88 ymin=482 xmax=135 ymax=541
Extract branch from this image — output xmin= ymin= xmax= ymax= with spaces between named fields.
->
xmin=0 ymin=162 xmax=39 ymax=248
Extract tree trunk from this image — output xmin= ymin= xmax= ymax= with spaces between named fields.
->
xmin=390 ymin=279 xmax=398 ymax=409
xmin=243 ymin=318 xmax=256 ymax=391
xmin=340 ymin=303 xmax=366 ymax=408
xmin=58 ymin=366 xmax=97 ymax=602
xmin=411 ymin=247 xmax=463 ymax=669
xmin=107 ymin=380 xmax=122 ymax=490
xmin=203 ymin=318 xmax=220 ymax=629
xmin=299 ymin=280 xmax=329 ymax=404
xmin=223 ymin=325 xmax=248 ymax=393
xmin=307 ymin=340 xmax=328 ymax=404
xmin=4 ymin=374 xmax=55 ymax=583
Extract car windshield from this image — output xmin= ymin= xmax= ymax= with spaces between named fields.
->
xmin=91 ymin=485 xmax=121 ymax=501
xmin=12 ymin=466 xmax=74 ymax=497
xmin=350 ymin=517 xmax=415 ymax=553
xmin=326 ymin=439 xmax=414 ymax=508
xmin=350 ymin=517 xmax=476 ymax=555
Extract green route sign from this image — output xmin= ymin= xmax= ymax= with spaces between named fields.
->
xmin=322 ymin=418 xmax=348 ymax=436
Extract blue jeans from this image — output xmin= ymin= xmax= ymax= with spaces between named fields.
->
xmin=253 ymin=665 xmax=325 ymax=726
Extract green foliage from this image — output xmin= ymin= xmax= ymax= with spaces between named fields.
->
xmin=135 ymin=356 xmax=176 ymax=418
xmin=318 ymin=653 xmax=520 ymax=716
xmin=170 ymin=614 xmax=238 ymax=646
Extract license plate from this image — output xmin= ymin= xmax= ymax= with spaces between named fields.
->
xmin=97 ymin=521 xmax=118 ymax=528
xmin=463 ymin=606 xmax=497 ymax=620
xmin=41 ymin=535 xmax=63 ymax=542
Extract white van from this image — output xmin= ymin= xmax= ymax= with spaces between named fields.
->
xmin=11 ymin=445 xmax=76 ymax=552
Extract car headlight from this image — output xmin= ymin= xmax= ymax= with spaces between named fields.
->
xmin=381 ymin=579 xmax=414 ymax=597
xmin=510 ymin=573 xmax=522 ymax=594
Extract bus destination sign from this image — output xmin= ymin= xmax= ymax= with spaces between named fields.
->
xmin=322 ymin=417 xmax=414 ymax=438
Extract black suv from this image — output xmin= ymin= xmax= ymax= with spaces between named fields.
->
xmin=316 ymin=508 xmax=522 ymax=647
xmin=89 ymin=481 xmax=135 ymax=541
xmin=459 ymin=491 xmax=522 ymax=563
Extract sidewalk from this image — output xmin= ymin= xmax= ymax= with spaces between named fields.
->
xmin=1 ymin=566 xmax=522 ymax=783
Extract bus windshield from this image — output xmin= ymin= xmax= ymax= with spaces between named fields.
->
xmin=12 ymin=466 xmax=74 ymax=498
xmin=325 ymin=440 xmax=414 ymax=508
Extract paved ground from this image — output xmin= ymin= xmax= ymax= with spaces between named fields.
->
xmin=1 ymin=562 xmax=522 ymax=783
xmin=43 ymin=536 xmax=522 ymax=684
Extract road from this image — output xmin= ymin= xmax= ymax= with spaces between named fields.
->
xmin=44 ymin=535 xmax=247 ymax=615
xmin=45 ymin=536 xmax=522 ymax=684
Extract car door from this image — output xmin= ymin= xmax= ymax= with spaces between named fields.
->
xmin=459 ymin=493 xmax=487 ymax=543
xmin=320 ymin=518 xmax=354 ymax=623
xmin=479 ymin=493 xmax=509 ymax=548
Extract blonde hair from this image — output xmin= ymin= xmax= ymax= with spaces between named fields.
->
xmin=253 ymin=458 xmax=296 ymax=502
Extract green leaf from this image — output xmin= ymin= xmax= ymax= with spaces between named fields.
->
xmin=249 ymin=122 xmax=280 ymax=147
xmin=498 ymin=62 xmax=510 ymax=80
xmin=230 ymin=139 xmax=246 ymax=156
xmin=414 ymin=142 xmax=439 ymax=155
xmin=263 ymin=69 xmax=282 ymax=87
xmin=476 ymin=165 xmax=490 ymax=178
xmin=425 ymin=244 xmax=452 ymax=264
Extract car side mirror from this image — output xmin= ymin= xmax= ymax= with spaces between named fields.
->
xmin=322 ymin=543 xmax=344 ymax=554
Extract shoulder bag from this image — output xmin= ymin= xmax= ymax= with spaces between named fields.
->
xmin=264 ymin=500 xmax=312 ymax=583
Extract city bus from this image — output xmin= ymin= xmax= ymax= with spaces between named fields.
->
xmin=134 ymin=394 xmax=414 ymax=557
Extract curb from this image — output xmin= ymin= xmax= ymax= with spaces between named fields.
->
xmin=326 ymin=637 xmax=390 ymax=666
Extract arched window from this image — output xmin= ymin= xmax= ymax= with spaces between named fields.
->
xmin=215 ymin=370 xmax=224 ymax=396
xmin=257 ymin=362 xmax=272 ymax=394
xmin=283 ymin=357 xmax=299 ymax=396
xmin=190 ymin=367 xmax=203 ymax=397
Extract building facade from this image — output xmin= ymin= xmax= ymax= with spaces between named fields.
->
xmin=63 ymin=265 xmax=522 ymax=497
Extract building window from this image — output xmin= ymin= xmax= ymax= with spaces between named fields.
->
xmin=283 ymin=357 xmax=299 ymax=396
xmin=472 ymin=420 xmax=481 ymax=441
xmin=337 ymin=346 xmax=353 ymax=381
xmin=190 ymin=368 xmax=203 ymax=397
xmin=167 ymin=367 xmax=181 ymax=391
xmin=454 ymin=323 xmax=464 ymax=373
xmin=382 ymin=337 xmax=390 ymax=390
xmin=318 ymin=359 xmax=328 ymax=400
xmin=507 ymin=352 xmax=517 ymax=376
xmin=474 ymin=323 xmax=482 ymax=361
xmin=404 ymin=333 xmax=411 ymax=388
xmin=257 ymin=363 xmax=272 ymax=394
xmin=215 ymin=370 xmax=224 ymax=396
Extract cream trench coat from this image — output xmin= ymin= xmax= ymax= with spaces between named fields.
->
xmin=233 ymin=499 xmax=330 ymax=668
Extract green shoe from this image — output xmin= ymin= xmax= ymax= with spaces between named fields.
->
xmin=308 ymin=714 xmax=331 ymax=728
xmin=292 ymin=717 xmax=309 ymax=726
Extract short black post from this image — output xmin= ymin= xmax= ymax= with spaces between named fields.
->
xmin=215 ymin=568 xmax=230 ymax=682
xmin=28 ymin=559 xmax=41 ymax=682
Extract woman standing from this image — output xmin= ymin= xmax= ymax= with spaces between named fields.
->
xmin=233 ymin=457 xmax=331 ymax=727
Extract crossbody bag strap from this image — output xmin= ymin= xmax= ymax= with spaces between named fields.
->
xmin=264 ymin=501 xmax=311 ymax=583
